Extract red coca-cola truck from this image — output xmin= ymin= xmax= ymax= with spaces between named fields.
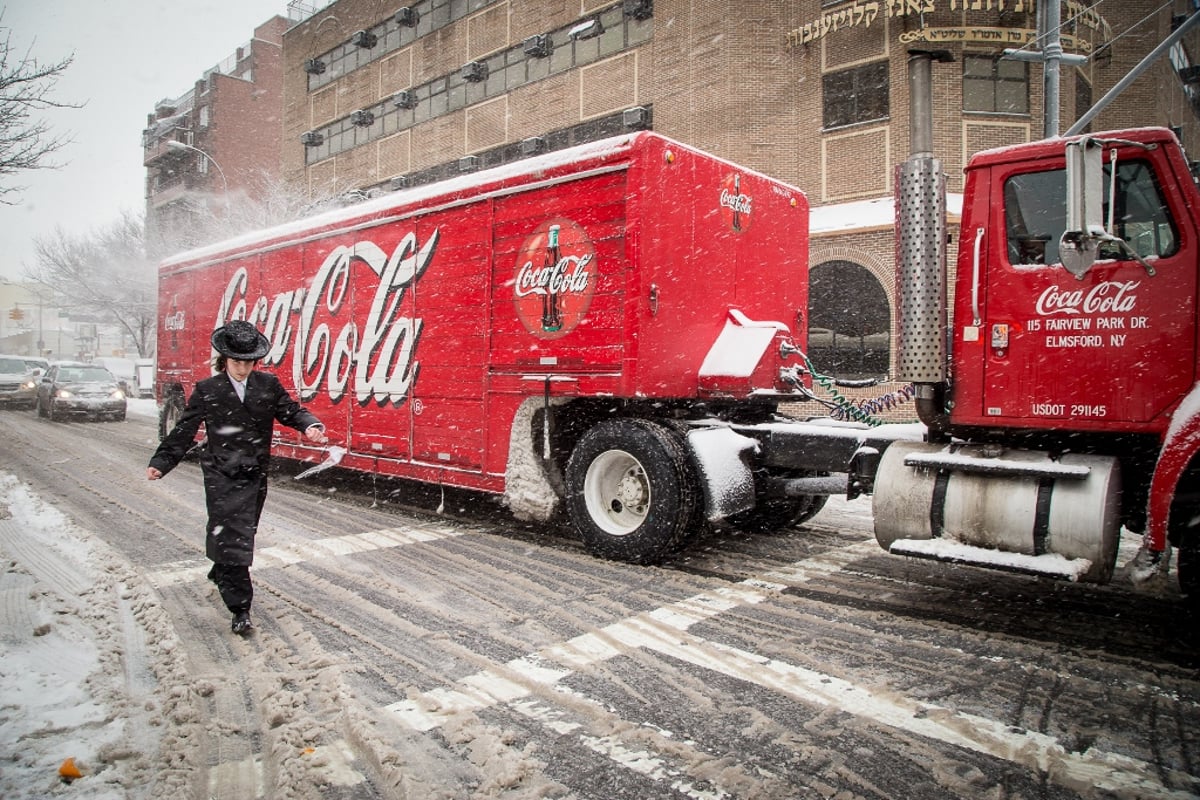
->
xmin=156 ymin=132 xmax=858 ymax=564
xmin=157 ymin=119 xmax=1200 ymax=601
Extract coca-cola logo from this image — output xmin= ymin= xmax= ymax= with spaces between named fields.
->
xmin=512 ymin=218 xmax=596 ymax=340
xmin=164 ymin=311 xmax=186 ymax=331
xmin=215 ymin=229 xmax=439 ymax=407
xmin=1034 ymin=280 xmax=1141 ymax=316
xmin=720 ymin=173 xmax=752 ymax=232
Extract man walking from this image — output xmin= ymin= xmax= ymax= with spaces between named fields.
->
xmin=147 ymin=321 xmax=327 ymax=634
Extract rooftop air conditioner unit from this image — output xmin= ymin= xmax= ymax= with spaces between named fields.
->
xmin=304 ymin=58 xmax=327 ymax=75
xmin=458 ymin=155 xmax=479 ymax=172
xmin=520 ymin=137 xmax=546 ymax=156
xmin=393 ymin=89 xmax=418 ymax=109
xmin=350 ymin=109 xmax=375 ymax=127
xmin=390 ymin=175 xmax=410 ymax=190
xmin=395 ymin=7 xmax=419 ymax=27
xmin=624 ymin=0 xmax=653 ymax=20
xmin=300 ymin=131 xmax=325 ymax=146
xmin=352 ymin=29 xmax=377 ymax=49
xmin=523 ymin=34 xmax=552 ymax=58
xmin=461 ymin=61 xmax=488 ymax=82
xmin=568 ymin=17 xmax=603 ymax=40
xmin=623 ymin=106 xmax=650 ymax=129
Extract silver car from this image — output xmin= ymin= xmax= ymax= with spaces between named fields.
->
xmin=35 ymin=362 xmax=127 ymax=421
xmin=0 ymin=355 xmax=38 ymax=409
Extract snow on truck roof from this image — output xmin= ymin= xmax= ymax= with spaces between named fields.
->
xmin=965 ymin=126 xmax=1179 ymax=168
xmin=161 ymin=132 xmax=806 ymax=272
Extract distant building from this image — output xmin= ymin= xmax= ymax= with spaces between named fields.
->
xmin=142 ymin=16 xmax=288 ymax=257
xmin=0 ymin=281 xmax=127 ymax=361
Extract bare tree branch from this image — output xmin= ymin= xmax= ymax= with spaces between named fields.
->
xmin=0 ymin=26 xmax=79 ymax=202
xmin=26 ymin=210 xmax=157 ymax=358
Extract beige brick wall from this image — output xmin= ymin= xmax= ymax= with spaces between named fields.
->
xmin=283 ymin=0 xmax=1199 ymax=199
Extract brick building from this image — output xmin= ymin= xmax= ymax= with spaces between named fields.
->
xmin=273 ymin=0 xmax=1199 ymax=408
xmin=142 ymin=16 xmax=289 ymax=256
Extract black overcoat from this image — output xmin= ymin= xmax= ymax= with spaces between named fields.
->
xmin=148 ymin=370 xmax=321 ymax=565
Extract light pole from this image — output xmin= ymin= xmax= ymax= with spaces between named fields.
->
xmin=166 ymin=140 xmax=229 ymax=210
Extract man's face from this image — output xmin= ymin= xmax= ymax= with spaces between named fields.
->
xmin=227 ymin=358 xmax=255 ymax=382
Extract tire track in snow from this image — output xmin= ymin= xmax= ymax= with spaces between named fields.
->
xmin=388 ymin=537 xmax=1198 ymax=799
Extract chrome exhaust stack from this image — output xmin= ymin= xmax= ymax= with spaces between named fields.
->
xmin=895 ymin=50 xmax=953 ymax=435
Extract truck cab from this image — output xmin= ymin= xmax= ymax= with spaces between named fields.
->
xmin=876 ymin=127 xmax=1200 ymax=596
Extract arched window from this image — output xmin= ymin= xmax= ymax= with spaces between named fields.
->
xmin=807 ymin=260 xmax=890 ymax=380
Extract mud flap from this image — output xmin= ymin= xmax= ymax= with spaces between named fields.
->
xmin=686 ymin=426 xmax=758 ymax=522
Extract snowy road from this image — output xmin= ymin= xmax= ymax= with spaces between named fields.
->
xmin=0 ymin=405 xmax=1197 ymax=799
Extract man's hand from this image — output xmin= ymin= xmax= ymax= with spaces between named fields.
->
xmin=147 ymin=467 xmax=163 ymax=480
xmin=304 ymin=425 xmax=328 ymax=445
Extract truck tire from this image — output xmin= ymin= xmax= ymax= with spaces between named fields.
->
xmin=565 ymin=418 xmax=698 ymax=564
xmin=730 ymin=469 xmax=829 ymax=534
xmin=160 ymin=395 xmax=183 ymax=440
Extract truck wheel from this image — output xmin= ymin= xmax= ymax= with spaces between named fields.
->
xmin=160 ymin=396 xmax=183 ymax=439
xmin=730 ymin=469 xmax=830 ymax=534
xmin=565 ymin=418 xmax=698 ymax=564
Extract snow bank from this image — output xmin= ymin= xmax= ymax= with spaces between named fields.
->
xmin=0 ymin=473 xmax=193 ymax=798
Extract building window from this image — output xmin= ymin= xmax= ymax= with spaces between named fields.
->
xmin=822 ymin=61 xmax=888 ymax=129
xmin=963 ymin=54 xmax=1028 ymax=114
xmin=807 ymin=260 xmax=890 ymax=380
xmin=304 ymin=3 xmax=650 ymax=165
xmin=198 ymin=106 xmax=209 ymax=128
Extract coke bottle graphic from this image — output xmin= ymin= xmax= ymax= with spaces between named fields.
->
xmin=541 ymin=224 xmax=563 ymax=332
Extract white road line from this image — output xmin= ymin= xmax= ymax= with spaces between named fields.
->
xmin=145 ymin=524 xmax=470 ymax=588
xmin=386 ymin=541 xmax=880 ymax=729
xmin=389 ymin=538 xmax=1195 ymax=798
xmin=618 ymin=623 xmax=1194 ymax=799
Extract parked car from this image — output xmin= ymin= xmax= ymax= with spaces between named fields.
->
xmin=35 ymin=362 xmax=127 ymax=421
xmin=0 ymin=355 xmax=37 ymax=409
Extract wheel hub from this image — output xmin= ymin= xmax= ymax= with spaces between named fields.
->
xmin=614 ymin=467 xmax=648 ymax=514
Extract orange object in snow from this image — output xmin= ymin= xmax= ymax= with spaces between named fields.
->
xmin=58 ymin=756 xmax=83 ymax=780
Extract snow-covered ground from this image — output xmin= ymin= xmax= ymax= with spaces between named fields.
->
xmin=0 ymin=398 xmax=164 ymax=798
xmin=1 ymin=397 xmax=1195 ymax=799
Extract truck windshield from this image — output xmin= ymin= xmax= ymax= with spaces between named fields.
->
xmin=1004 ymin=158 xmax=1178 ymax=266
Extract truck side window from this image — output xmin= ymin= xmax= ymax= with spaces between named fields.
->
xmin=1004 ymin=159 xmax=1178 ymax=266
xmin=1005 ymin=171 xmax=1065 ymax=265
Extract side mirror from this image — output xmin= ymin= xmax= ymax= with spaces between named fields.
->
xmin=1060 ymin=138 xmax=1106 ymax=279
xmin=1060 ymin=137 xmax=1157 ymax=280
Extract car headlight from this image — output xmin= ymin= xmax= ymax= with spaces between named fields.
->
xmin=56 ymin=389 xmax=73 ymax=399
xmin=20 ymin=380 xmax=35 ymax=390
xmin=111 ymin=389 xmax=125 ymax=400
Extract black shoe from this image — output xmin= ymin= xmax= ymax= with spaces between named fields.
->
xmin=231 ymin=611 xmax=252 ymax=635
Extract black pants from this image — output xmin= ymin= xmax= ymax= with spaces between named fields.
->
xmin=208 ymin=563 xmax=253 ymax=614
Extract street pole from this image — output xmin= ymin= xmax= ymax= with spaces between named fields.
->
xmin=166 ymin=140 xmax=230 ymax=211
xmin=1003 ymin=0 xmax=1087 ymax=138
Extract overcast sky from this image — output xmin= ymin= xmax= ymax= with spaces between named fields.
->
xmin=0 ymin=0 xmax=293 ymax=281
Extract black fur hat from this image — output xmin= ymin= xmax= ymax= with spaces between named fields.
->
xmin=210 ymin=320 xmax=270 ymax=361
